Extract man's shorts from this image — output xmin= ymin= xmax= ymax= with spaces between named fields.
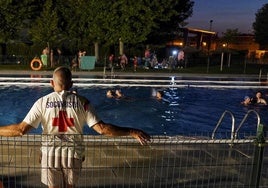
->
xmin=41 ymin=154 xmax=83 ymax=186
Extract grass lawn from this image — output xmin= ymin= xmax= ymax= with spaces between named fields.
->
xmin=0 ymin=62 xmax=268 ymax=76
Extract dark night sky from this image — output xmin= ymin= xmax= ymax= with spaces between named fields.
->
xmin=186 ymin=0 xmax=267 ymax=35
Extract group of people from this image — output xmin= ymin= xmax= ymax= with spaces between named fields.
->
xmin=107 ymin=47 xmax=185 ymax=72
xmin=241 ymin=91 xmax=267 ymax=106
xmin=108 ymin=53 xmax=129 ymax=71
xmin=71 ymin=50 xmax=87 ymax=71
xmin=41 ymin=47 xmax=62 ymax=68
xmin=106 ymin=89 xmax=165 ymax=101
xmin=106 ymin=89 xmax=124 ymax=99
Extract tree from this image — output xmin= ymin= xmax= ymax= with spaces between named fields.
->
xmin=253 ymin=3 xmax=268 ymax=49
xmin=58 ymin=0 xmax=194 ymax=46
xmin=54 ymin=0 xmax=194 ymax=57
xmin=55 ymin=0 xmax=94 ymax=50
xmin=0 ymin=0 xmax=194 ymax=59
xmin=220 ymin=29 xmax=241 ymax=68
xmin=146 ymin=0 xmax=194 ymax=44
xmin=29 ymin=0 xmax=62 ymax=47
xmin=221 ymin=28 xmax=240 ymax=48
xmin=85 ymin=0 xmax=194 ymax=56
xmin=103 ymin=0 xmax=156 ymax=44
xmin=73 ymin=0 xmax=158 ymax=46
xmin=0 ymin=0 xmax=43 ymax=57
xmin=0 ymin=0 xmax=40 ymax=43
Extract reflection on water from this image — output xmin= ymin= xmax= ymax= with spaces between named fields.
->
xmin=0 ymin=83 xmax=266 ymax=137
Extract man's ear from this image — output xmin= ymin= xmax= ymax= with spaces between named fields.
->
xmin=50 ymin=80 xmax=54 ymax=88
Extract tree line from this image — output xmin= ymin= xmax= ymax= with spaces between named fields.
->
xmin=0 ymin=0 xmax=194 ymax=59
xmin=2 ymin=0 xmax=267 ymax=64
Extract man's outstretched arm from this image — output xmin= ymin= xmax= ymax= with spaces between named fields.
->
xmin=92 ymin=121 xmax=151 ymax=145
xmin=0 ymin=121 xmax=33 ymax=137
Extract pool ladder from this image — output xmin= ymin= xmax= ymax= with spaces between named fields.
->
xmin=103 ymin=66 xmax=115 ymax=78
xmin=211 ymin=110 xmax=260 ymax=140
xmin=103 ymin=56 xmax=115 ymax=78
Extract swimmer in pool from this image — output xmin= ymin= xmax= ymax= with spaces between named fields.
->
xmin=152 ymin=88 xmax=163 ymax=100
xmin=155 ymin=91 xmax=164 ymax=100
xmin=106 ymin=89 xmax=127 ymax=100
xmin=241 ymin=96 xmax=252 ymax=106
xmin=106 ymin=90 xmax=116 ymax=98
xmin=151 ymin=88 xmax=171 ymax=103
xmin=252 ymin=91 xmax=267 ymax=105
xmin=115 ymin=89 xmax=124 ymax=99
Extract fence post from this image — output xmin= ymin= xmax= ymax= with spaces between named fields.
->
xmin=249 ymin=124 xmax=266 ymax=188
xmin=259 ymin=69 xmax=262 ymax=82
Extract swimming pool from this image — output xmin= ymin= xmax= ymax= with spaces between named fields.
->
xmin=0 ymin=74 xmax=267 ymax=138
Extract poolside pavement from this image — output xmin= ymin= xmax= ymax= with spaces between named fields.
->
xmin=0 ymin=69 xmax=261 ymax=79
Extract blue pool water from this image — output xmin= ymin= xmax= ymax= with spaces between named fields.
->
xmin=0 ymin=75 xmax=267 ymax=138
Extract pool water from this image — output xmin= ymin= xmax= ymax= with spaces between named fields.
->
xmin=0 ymin=84 xmax=266 ymax=138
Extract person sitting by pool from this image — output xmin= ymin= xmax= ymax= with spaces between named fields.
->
xmin=252 ymin=91 xmax=267 ymax=105
xmin=241 ymin=96 xmax=252 ymax=106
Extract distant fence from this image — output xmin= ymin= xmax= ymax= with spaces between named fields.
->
xmin=0 ymin=55 xmax=75 ymax=66
xmin=0 ymin=134 xmax=267 ymax=188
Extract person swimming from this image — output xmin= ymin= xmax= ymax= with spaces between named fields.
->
xmin=151 ymin=88 xmax=179 ymax=105
xmin=252 ymin=91 xmax=267 ymax=105
xmin=241 ymin=91 xmax=267 ymax=106
xmin=115 ymin=89 xmax=124 ymax=99
xmin=241 ymin=96 xmax=252 ymax=106
xmin=106 ymin=90 xmax=117 ymax=98
xmin=151 ymin=88 xmax=164 ymax=100
xmin=106 ymin=89 xmax=131 ymax=100
xmin=155 ymin=90 xmax=164 ymax=100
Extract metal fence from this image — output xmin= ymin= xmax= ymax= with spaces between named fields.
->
xmin=0 ymin=134 xmax=267 ymax=188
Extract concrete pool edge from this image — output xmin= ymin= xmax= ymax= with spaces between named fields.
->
xmin=0 ymin=69 xmax=262 ymax=79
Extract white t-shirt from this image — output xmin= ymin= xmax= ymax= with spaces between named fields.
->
xmin=23 ymin=90 xmax=101 ymax=159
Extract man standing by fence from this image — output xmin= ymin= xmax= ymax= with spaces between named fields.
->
xmin=0 ymin=66 xmax=150 ymax=188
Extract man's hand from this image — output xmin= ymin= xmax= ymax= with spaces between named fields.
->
xmin=92 ymin=122 xmax=151 ymax=145
xmin=129 ymin=129 xmax=151 ymax=145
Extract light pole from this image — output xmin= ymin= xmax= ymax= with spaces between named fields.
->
xmin=209 ymin=20 xmax=213 ymax=31
xmin=220 ymin=44 xmax=226 ymax=71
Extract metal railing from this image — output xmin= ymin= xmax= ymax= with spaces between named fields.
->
xmin=235 ymin=110 xmax=261 ymax=139
xmin=212 ymin=110 xmax=235 ymax=140
xmin=212 ymin=110 xmax=260 ymax=140
xmin=0 ymin=134 xmax=267 ymax=188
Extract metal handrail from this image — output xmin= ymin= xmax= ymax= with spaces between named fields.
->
xmin=234 ymin=109 xmax=260 ymax=139
xmin=211 ymin=110 xmax=235 ymax=139
xmin=103 ymin=66 xmax=115 ymax=78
